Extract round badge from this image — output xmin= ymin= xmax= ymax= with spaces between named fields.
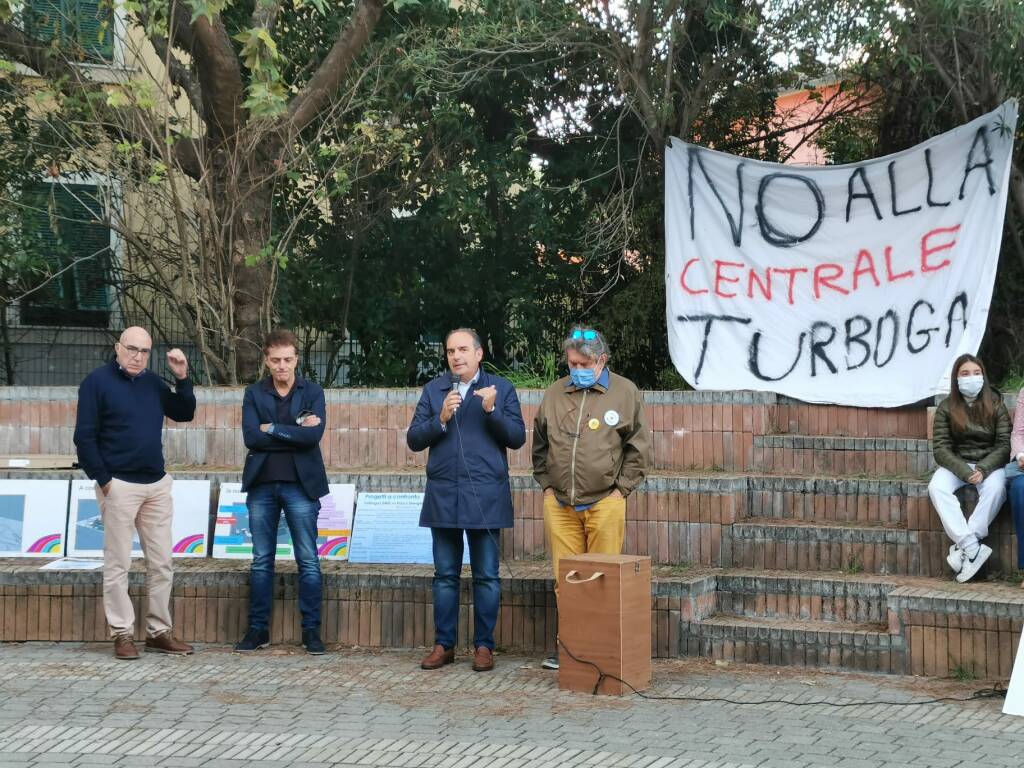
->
xmin=604 ymin=410 xmax=620 ymax=426
xmin=588 ymin=418 xmax=600 ymax=430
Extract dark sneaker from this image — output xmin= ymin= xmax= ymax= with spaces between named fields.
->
xmin=114 ymin=634 xmax=139 ymax=660
xmin=144 ymin=632 xmax=193 ymax=655
xmin=541 ymin=650 xmax=559 ymax=670
xmin=302 ymin=628 xmax=326 ymax=655
xmin=233 ymin=628 xmax=270 ymax=653
xmin=420 ymin=644 xmax=455 ymax=670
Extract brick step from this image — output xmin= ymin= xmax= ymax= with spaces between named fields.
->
xmin=731 ymin=518 xmax=920 ymax=575
xmin=753 ymin=435 xmax=933 ymax=476
xmin=715 ymin=572 xmax=893 ymax=624
xmin=679 ymin=613 xmax=904 ymax=673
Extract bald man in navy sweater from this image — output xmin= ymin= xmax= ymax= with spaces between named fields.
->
xmin=74 ymin=326 xmax=196 ymax=660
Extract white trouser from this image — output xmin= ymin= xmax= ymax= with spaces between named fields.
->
xmin=928 ymin=464 xmax=1006 ymax=551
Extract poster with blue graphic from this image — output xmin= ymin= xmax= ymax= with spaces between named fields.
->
xmin=66 ymin=479 xmax=210 ymax=558
xmin=212 ymin=482 xmax=354 ymax=560
xmin=0 ymin=480 xmax=69 ymax=557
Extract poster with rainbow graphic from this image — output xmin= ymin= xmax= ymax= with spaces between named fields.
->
xmin=212 ymin=482 xmax=354 ymax=560
xmin=0 ymin=480 xmax=69 ymax=557
xmin=66 ymin=479 xmax=211 ymax=558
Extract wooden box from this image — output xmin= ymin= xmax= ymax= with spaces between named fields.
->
xmin=557 ymin=553 xmax=651 ymax=695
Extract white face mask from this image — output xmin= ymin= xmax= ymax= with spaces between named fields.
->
xmin=957 ymin=374 xmax=984 ymax=398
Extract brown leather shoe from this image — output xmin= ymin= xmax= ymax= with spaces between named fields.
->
xmin=113 ymin=634 xmax=139 ymax=660
xmin=472 ymin=646 xmax=495 ymax=672
xmin=144 ymin=632 xmax=193 ymax=656
xmin=420 ymin=644 xmax=454 ymax=670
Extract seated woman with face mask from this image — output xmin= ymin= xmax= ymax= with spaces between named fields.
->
xmin=928 ymin=353 xmax=1011 ymax=583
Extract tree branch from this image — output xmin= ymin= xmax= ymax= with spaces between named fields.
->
xmin=186 ymin=13 xmax=245 ymax=141
xmin=147 ymin=32 xmax=204 ymax=114
xmin=0 ymin=21 xmax=90 ymax=86
xmin=285 ymin=0 xmax=385 ymax=134
xmin=252 ymin=1 xmax=282 ymax=33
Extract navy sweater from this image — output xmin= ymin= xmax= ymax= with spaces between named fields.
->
xmin=74 ymin=360 xmax=196 ymax=486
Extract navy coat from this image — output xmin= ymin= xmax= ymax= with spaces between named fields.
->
xmin=241 ymin=376 xmax=330 ymax=501
xmin=407 ymin=370 xmax=526 ymax=529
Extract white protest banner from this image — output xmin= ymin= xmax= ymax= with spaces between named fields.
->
xmin=665 ymin=101 xmax=1018 ymax=406
xmin=1006 ymin=628 xmax=1024 ymax=717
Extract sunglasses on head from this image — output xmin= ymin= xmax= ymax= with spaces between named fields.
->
xmin=571 ymin=329 xmax=598 ymax=340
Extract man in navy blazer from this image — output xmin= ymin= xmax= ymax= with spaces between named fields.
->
xmin=407 ymin=328 xmax=526 ymax=672
xmin=235 ymin=328 xmax=329 ymax=655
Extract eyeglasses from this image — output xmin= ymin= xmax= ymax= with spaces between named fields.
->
xmin=571 ymin=329 xmax=598 ymax=340
xmin=119 ymin=344 xmax=151 ymax=358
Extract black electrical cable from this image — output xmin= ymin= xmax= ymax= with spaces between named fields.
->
xmin=557 ymin=638 xmax=1007 ymax=706
xmin=450 ymin=382 xmax=1008 ymax=711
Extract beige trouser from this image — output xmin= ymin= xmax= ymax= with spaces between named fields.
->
xmin=96 ymin=474 xmax=175 ymax=638
xmin=543 ymin=492 xmax=626 ymax=597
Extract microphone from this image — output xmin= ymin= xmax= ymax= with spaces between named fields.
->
xmin=450 ymin=372 xmax=461 ymax=412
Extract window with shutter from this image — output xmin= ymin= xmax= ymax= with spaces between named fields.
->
xmin=25 ymin=0 xmax=114 ymax=63
xmin=21 ymin=182 xmax=114 ymax=328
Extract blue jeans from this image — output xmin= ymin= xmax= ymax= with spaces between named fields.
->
xmin=431 ymin=528 xmax=500 ymax=650
xmin=247 ymin=482 xmax=322 ymax=631
xmin=1010 ymin=475 xmax=1024 ymax=569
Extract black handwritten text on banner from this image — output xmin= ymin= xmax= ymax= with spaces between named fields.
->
xmin=664 ymin=101 xmax=1018 ymax=407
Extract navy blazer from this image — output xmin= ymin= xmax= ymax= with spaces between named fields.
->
xmin=407 ymin=370 xmax=526 ymax=529
xmin=241 ymin=376 xmax=329 ymax=500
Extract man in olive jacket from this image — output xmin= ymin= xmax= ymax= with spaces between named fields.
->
xmin=532 ymin=326 xmax=651 ymax=668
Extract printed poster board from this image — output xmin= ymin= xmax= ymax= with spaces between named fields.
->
xmin=348 ymin=492 xmax=469 ymax=565
xmin=66 ymin=479 xmax=211 ymax=558
xmin=212 ymin=482 xmax=355 ymax=560
xmin=0 ymin=479 xmax=69 ymax=557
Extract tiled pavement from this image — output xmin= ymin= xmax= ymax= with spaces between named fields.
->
xmin=0 ymin=642 xmax=1021 ymax=768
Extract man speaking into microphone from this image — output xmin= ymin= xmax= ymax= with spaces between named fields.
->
xmin=407 ymin=328 xmax=525 ymax=672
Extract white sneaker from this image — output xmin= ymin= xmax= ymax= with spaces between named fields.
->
xmin=956 ymin=544 xmax=992 ymax=583
xmin=946 ymin=545 xmax=964 ymax=573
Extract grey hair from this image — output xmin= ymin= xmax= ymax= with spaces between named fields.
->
xmin=445 ymin=327 xmax=482 ymax=349
xmin=562 ymin=326 xmax=610 ymax=362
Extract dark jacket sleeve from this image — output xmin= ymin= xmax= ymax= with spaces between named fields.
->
xmin=615 ymin=386 xmax=651 ymax=496
xmin=932 ymin=399 xmax=972 ymax=481
xmin=161 ymin=376 xmax=197 ymax=422
xmin=483 ymin=382 xmax=526 ymax=450
xmin=976 ymin=397 xmax=1012 ymax=476
xmin=73 ymin=374 xmax=111 ymax=487
xmin=242 ymin=386 xmax=287 ymax=452
xmin=407 ymin=385 xmax=445 ymax=452
xmin=266 ymin=385 xmax=326 ymax=447
xmin=531 ymin=397 xmax=551 ymax=490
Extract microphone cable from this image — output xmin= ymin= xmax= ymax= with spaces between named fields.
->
xmin=450 ymin=389 xmax=518 ymax=579
xmin=557 ymin=637 xmax=1009 ymax=706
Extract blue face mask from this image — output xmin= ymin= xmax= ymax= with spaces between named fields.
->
xmin=570 ymin=367 xmax=598 ymax=389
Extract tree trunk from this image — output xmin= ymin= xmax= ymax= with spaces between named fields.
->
xmin=223 ymin=166 xmax=276 ymax=384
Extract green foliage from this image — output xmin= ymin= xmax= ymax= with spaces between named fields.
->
xmin=484 ymin=352 xmax=559 ymax=390
xmin=951 ymin=664 xmax=979 ymax=683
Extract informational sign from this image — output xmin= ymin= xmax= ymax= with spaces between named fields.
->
xmin=1005 ymin=628 xmax=1024 ymax=718
xmin=212 ymin=482 xmax=355 ymax=560
xmin=348 ymin=493 xmax=432 ymax=564
xmin=347 ymin=492 xmax=471 ymax=565
xmin=0 ymin=480 xmax=69 ymax=557
xmin=665 ymin=101 xmax=1018 ymax=406
xmin=67 ymin=478 xmax=211 ymax=558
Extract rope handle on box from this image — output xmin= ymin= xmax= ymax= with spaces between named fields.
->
xmin=564 ymin=570 xmax=603 ymax=584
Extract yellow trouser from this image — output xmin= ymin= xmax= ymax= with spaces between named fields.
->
xmin=543 ymin=492 xmax=625 ymax=597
